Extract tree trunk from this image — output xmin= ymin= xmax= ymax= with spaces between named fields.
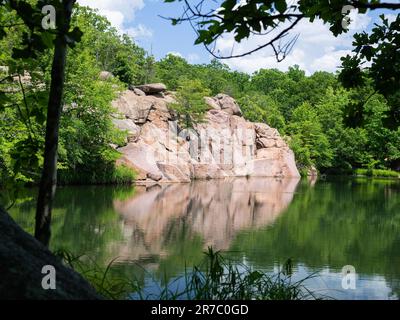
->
xmin=35 ymin=0 xmax=75 ymax=247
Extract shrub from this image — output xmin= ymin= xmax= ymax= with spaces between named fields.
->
xmin=354 ymin=168 xmax=399 ymax=178
xmin=58 ymin=164 xmax=136 ymax=185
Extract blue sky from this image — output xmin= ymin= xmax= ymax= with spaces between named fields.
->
xmin=77 ymin=0 xmax=399 ymax=75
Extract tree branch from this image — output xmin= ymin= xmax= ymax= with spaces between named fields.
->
xmin=205 ymin=16 xmax=303 ymax=60
xmin=351 ymin=1 xmax=400 ymax=10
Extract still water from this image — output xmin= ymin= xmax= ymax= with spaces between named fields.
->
xmin=10 ymin=177 xmax=400 ymax=299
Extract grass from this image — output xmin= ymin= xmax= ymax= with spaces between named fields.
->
xmin=57 ymin=164 xmax=137 ymax=185
xmin=56 ymin=247 xmax=321 ymax=300
xmin=55 ymin=249 xmax=140 ymax=299
xmin=354 ymin=168 xmax=400 ymax=178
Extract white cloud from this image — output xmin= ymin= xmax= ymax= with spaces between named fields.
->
xmin=77 ymin=0 xmax=152 ymax=40
xmin=167 ymin=51 xmax=184 ymax=58
xmin=78 ymin=0 xmax=144 ymax=23
xmin=126 ymin=24 xmax=153 ymax=40
xmin=213 ymin=12 xmax=373 ymax=75
xmin=310 ymin=49 xmax=351 ymax=71
xmin=99 ymin=10 xmax=125 ymax=31
xmin=384 ymin=13 xmax=398 ymax=24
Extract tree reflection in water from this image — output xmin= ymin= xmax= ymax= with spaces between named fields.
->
xmin=9 ymin=177 xmax=400 ymax=299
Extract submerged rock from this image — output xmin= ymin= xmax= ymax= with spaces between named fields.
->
xmin=111 ymin=84 xmax=300 ymax=182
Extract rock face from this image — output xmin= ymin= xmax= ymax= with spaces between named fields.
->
xmin=112 ymin=85 xmax=300 ymax=183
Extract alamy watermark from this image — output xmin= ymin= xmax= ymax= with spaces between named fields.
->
xmin=41 ymin=4 xmax=56 ymax=30
xmin=41 ymin=265 xmax=56 ymax=290
xmin=341 ymin=265 xmax=356 ymax=290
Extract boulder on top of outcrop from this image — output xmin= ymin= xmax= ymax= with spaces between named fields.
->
xmin=255 ymin=123 xmax=279 ymax=139
xmin=113 ymin=90 xmax=175 ymax=125
xmin=133 ymin=88 xmax=146 ymax=96
xmin=215 ymin=94 xmax=242 ymax=116
xmin=135 ymin=83 xmax=167 ymax=94
xmin=99 ymin=71 xmax=113 ymax=81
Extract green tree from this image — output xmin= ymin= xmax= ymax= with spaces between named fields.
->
xmin=155 ymin=53 xmax=193 ymax=90
xmin=72 ymin=6 xmax=148 ymax=85
xmin=238 ymin=93 xmax=285 ymax=133
xmin=170 ymin=79 xmax=211 ymax=130
xmin=288 ymin=102 xmax=333 ymax=169
xmin=165 ymin=0 xmax=400 ymax=122
xmin=0 ymin=1 xmax=137 ymax=246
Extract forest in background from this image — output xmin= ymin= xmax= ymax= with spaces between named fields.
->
xmin=1 ymin=4 xmax=400 ymax=204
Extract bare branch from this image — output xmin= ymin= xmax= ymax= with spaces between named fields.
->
xmin=205 ymin=16 xmax=302 ymax=60
xmin=162 ymin=0 xmax=399 ymax=62
xmin=351 ymin=1 xmax=400 ymax=10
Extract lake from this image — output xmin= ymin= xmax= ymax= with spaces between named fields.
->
xmin=9 ymin=177 xmax=400 ymax=300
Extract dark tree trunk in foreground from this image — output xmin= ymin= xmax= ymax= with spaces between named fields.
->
xmin=0 ymin=206 xmax=101 ymax=299
xmin=35 ymin=0 xmax=75 ymax=246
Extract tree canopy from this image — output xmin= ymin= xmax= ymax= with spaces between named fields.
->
xmin=165 ymin=0 xmax=400 ymax=121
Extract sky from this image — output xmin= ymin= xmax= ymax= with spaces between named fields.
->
xmin=77 ymin=0 xmax=399 ymax=75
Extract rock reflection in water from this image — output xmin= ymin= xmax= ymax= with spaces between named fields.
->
xmin=113 ymin=177 xmax=300 ymax=261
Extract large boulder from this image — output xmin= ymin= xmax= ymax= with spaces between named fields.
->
xmin=215 ymin=94 xmax=242 ymax=116
xmin=112 ymin=89 xmax=300 ymax=182
xmin=157 ymin=162 xmax=191 ymax=182
xmin=117 ymin=141 xmax=164 ymax=181
xmin=135 ymin=83 xmax=166 ymax=94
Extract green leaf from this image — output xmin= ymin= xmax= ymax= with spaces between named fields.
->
xmin=40 ymin=31 xmax=55 ymax=48
xmin=12 ymin=48 xmax=36 ymax=59
xmin=275 ymin=0 xmax=287 ymax=13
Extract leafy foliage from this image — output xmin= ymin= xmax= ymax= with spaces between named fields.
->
xmin=170 ymin=78 xmax=211 ymax=129
xmin=165 ymin=0 xmax=400 ymax=121
xmin=0 ymin=4 xmax=137 ymax=207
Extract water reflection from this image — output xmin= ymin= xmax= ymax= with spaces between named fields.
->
xmin=113 ymin=178 xmax=300 ymax=261
xmin=8 ymin=177 xmax=400 ymax=299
